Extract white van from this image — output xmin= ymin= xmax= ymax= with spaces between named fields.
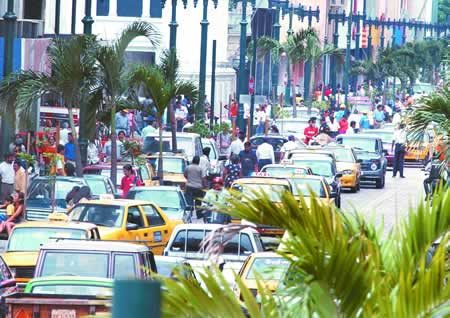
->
xmin=143 ymin=132 xmax=203 ymax=162
xmin=163 ymin=224 xmax=265 ymax=283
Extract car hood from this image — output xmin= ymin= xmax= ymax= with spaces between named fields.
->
xmin=336 ymin=162 xmax=356 ymax=171
xmin=355 ymin=151 xmax=381 ymax=161
xmin=3 ymin=251 xmax=39 ymax=267
xmin=244 ymin=279 xmax=280 ymax=292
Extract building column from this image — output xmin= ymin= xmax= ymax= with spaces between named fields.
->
xmin=142 ymin=0 xmax=150 ymax=17
xmin=109 ymin=0 xmax=117 ymax=16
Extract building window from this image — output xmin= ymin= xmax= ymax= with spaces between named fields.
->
xmin=24 ymin=0 xmax=43 ymax=19
xmin=118 ymin=0 xmax=142 ymax=17
xmin=97 ymin=0 xmax=109 ymax=16
xmin=150 ymin=0 xmax=162 ymax=18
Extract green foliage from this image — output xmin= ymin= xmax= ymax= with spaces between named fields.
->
xmin=438 ymin=0 xmax=450 ymax=24
xmin=312 ymin=100 xmax=328 ymax=110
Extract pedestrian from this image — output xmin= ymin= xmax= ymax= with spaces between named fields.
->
xmin=347 ymin=121 xmax=357 ymax=134
xmin=359 ymin=111 xmax=371 ymax=130
xmin=141 ymin=120 xmax=157 ymax=137
xmin=175 ymin=101 xmax=188 ymax=132
xmin=72 ymin=186 xmax=92 ymax=205
xmin=64 ymin=162 xmax=76 ymax=176
xmin=87 ymin=139 xmax=100 ymax=165
xmin=115 ymin=109 xmax=130 ymax=136
xmin=348 ymin=109 xmax=360 ymax=131
xmin=327 ymin=116 xmax=339 ymax=138
xmin=216 ymin=126 xmax=232 ymax=158
xmin=338 ymin=115 xmax=349 ymax=134
xmin=303 ymin=118 xmax=318 ymax=145
xmin=256 ymin=105 xmax=267 ymax=135
xmin=223 ymin=155 xmax=241 ymax=188
xmin=64 ymin=133 xmax=76 ymax=166
xmin=392 ymin=111 xmax=402 ymax=127
xmin=66 ymin=186 xmax=80 ymax=207
xmin=121 ymin=164 xmax=143 ymax=198
xmin=230 ymin=131 xmax=245 ymax=158
xmin=256 ymin=138 xmax=275 ymax=170
xmin=9 ymin=134 xmax=25 ymax=153
xmin=50 ymin=145 xmax=66 ymax=176
xmin=184 ymin=156 xmax=206 ymax=218
xmin=239 ymin=141 xmax=258 ymax=177
xmin=280 ymin=135 xmax=298 ymax=160
xmin=202 ymin=177 xmax=230 ymax=224
xmin=374 ymin=105 xmax=385 ymax=128
xmin=13 ymin=160 xmax=26 ymax=195
xmin=0 ymin=192 xmax=24 ymax=235
xmin=391 ymin=123 xmax=407 ymax=178
xmin=0 ymin=154 xmax=15 ymax=201
xmin=59 ymin=122 xmax=71 ymax=145
xmin=335 ymin=104 xmax=346 ymax=121
xmin=0 ymin=195 xmax=14 ymax=222
xmin=199 ymin=147 xmax=211 ymax=180
xmin=103 ymin=134 xmax=124 ymax=162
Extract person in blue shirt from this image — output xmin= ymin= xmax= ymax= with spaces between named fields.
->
xmin=373 ymin=105 xmax=385 ymax=128
xmin=115 ymin=109 xmax=130 ymax=136
xmin=334 ymin=104 xmax=346 ymax=121
xmin=64 ymin=133 xmax=76 ymax=163
xmin=239 ymin=142 xmax=258 ymax=177
xmin=359 ymin=111 xmax=371 ymax=130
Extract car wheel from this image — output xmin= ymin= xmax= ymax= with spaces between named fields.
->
xmin=376 ymin=176 xmax=385 ymax=189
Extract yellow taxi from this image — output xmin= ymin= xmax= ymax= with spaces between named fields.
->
xmin=230 ymin=177 xmax=292 ymax=236
xmin=322 ymin=145 xmax=361 ymax=192
xmin=145 ymin=154 xmax=188 ymax=190
xmin=235 ymin=252 xmax=289 ymax=300
xmin=68 ymin=199 xmax=181 ymax=255
xmin=405 ymin=132 xmax=432 ymax=162
xmin=288 ymin=175 xmax=335 ymax=205
xmin=3 ymin=214 xmax=100 ymax=285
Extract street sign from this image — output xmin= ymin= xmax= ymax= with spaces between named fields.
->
xmin=248 ymin=76 xmax=255 ymax=95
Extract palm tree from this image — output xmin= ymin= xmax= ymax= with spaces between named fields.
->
xmin=0 ymin=36 xmax=99 ymax=176
xmin=159 ymin=187 xmax=450 ymax=317
xmin=96 ymin=21 xmax=160 ymax=186
xmin=128 ymin=54 xmax=197 ymax=181
xmin=255 ymin=28 xmax=317 ymax=117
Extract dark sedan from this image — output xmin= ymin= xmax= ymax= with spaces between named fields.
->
xmin=250 ymin=135 xmax=287 ymax=163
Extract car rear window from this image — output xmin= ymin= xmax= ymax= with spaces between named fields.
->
xmin=41 ymin=252 xmax=109 ymax=278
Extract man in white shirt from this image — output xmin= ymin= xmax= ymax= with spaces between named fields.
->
xmin=175 ymin=102 xmax=187 ymax=132
xmin=280 ymin=135 xmax=298 ymax=160
xmin=59 ymin=122 xmax=71 ymax=145
xmin=391 ymin=124 xmax=407 ymax=178
xmin=256 ymin=139 xmax=275 ymax=170
xmin=0 ymin=153 xmax=15 ymax=200
xmin=103 ymin=138 xmax=124 ymax=162
xmin=199 ymin=147 xmax=211 ymax=178
xmin=347 ymin=110 xmax=360 ymax=130
xmin=141 ymin=120 xmax=157 ymax=137
xmin=230 ymin=131 xmax=245 ymax=158
xmin=256 ymin=106 xmax=267 ymax=135
xmin=392 ymin=111 xmax=402 ymax=127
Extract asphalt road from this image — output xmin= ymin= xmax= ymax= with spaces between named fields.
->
xmin=341 ymin=166 xmax=425 ymax=234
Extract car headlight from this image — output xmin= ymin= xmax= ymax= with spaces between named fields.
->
xmin=370 ymin=163 xmax=378 ymax=171
xmin=342 ymin=169 xmax=353 ymax=175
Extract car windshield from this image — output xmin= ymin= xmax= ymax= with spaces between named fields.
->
xmin=27 ymin=179 xmax=85 ymax=209
xmin=246 ymin=257 xmax=290 ymax=280
xmin=288 ymin=178 xmax=326 ymax=198
xmin=261 ymin=166 xmax=308 ymax=177
xmin=31 ymin=284 xmax=112 ymax=297
xmin=7 ymin=228 xmax=87 ymax=252
xmin=324 ymin=148 xmax=354 ymax=162
xmin=363 ymin=131 xmax=393 ymax=143
xmin=339 ymin=138 xmax=377 ymax=153
xmin=69 ymin=204 xmax=124 ymax=227
xmin=292 ymin=160 xmax=333 ymax=177
xmin=154 ymin=158 xmax=185 ymax=174
xmin=85 ymin=178 xmax=108 ymax=195
xmin=277 ymin=120 xmax=309 ymax=134
xmin=127 ymin=190 xmax=182 ymax=219
xmin=232 ymin=184 xmax=290 ymax=202
xmin=40 ymin=252 xmax=109 ymax=278
xmin=156 ymin=260 xmax=179 ymax=277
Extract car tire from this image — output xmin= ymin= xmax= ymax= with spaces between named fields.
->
xmin=376 ymin=176 xmax=385 ymax=189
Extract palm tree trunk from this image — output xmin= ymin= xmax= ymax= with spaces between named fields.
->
xmin=169 ymin=99 xmax=177 ymax=151
xmin=157 ymin=117 xmax=164 ymax=183
xmin=309 ymin=62 xmax=316 ymax=104
xmin=110 ymin=105 xmax=118 ymax=186
xmin=67 ymin=105 xmax=83 ymax=176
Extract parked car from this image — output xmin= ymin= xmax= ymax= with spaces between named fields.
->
xmin=126 ymin=186 xmax=193 ymax=223
xmin=290 ymin=155 xmax=342 ymax=207
xmin=143 ymin=132 xmax=203 ymax=162
xmin=336 ymin=134 xmax=387 ymax=188
xmin=34 ymin=240 xmax=157 ymax=279
xmin=68 ymin=199 xmax=181 ymax=255
xmin=163 ymin=224 xmax=265 ymax=283
xmin=3 ymin=217 xmax=100 ymax=285
xmin=26 ymin=176 xmax=115 ymax=220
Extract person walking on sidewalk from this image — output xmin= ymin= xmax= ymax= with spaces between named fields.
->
xmin=184 ymin=156 xmax=206 ymax=218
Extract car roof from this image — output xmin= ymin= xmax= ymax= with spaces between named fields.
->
xmin=32 ymin=176 xmax=85 ymax=182
xmin=172 ymin=223 xmax=259 ymax=234
xmin=76 ymin=199 xmax=152 ymax=206
xmin=41 ymin=240 xmax=150 ymax=252
xmin=232 ymin=177 xmax=291 ymax=185
xmin=28 ymin=276 xmax=113 ymax=285
xmin=337 ymin=134 xmax=381 ymax=140
xmin=12 ymin=221 xmax=97 ymax=231
xmin=129 ymin=186 xmax=180 ymax=192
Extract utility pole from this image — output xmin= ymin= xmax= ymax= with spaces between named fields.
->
xmin=344 ymin=0 xmax=353 ymax=105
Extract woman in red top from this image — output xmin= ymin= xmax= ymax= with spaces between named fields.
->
xmin=338 ymin=115 xmax=349 ymax=134
xmin=121 ymin=164 xmax=143 ymax=198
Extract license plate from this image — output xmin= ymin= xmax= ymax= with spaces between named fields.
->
xmin=51 ymin=310 xmax=76 ymax=318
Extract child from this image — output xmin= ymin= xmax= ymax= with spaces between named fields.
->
xmin=0 ymin=196 xmax=14 ymax=222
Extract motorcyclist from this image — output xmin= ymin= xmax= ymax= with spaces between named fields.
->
xmin=423 ymin=152 xmax=446 ymax=200
xmin=201 ymin=177 xmax=231 ymax=224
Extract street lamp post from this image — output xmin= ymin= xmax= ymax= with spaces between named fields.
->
xmin=233 ymin=0 xmax=255 ymax=133
xmin=161 ymin=0 xmax=188 ymax=49
xmin=343 ymin=0 xmax=353 ymax=105
xmin=82 ymin=0 xmax=94 ymax=34
xmin=1 ymin=0 xmax=17 ymax=159
xmin=195 ymin=0 xmax=218 ymax=122
xmin=380 ymin=18 xmax=386 ymax=49
xmin=350 ymin=10 xmax=365 ymax=92
xmin=282 ymin=5 xmax=294 ymax=107
xmin=298 ymin=6 xmax=320 ymax=105
xmin=328 ymin=10 xmax=346 ymax=94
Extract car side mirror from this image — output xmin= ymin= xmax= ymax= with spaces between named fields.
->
xmin=218 ymin=155 xmax=228 ymax=161
xmin=335 ymin=173 xmax=343 ymax=179
xmin=356 ymin=159 xmax=363 ymax=163
xmin=126 ymin=223 xmax=139 ymax=231
xmin=0 ymin=279 xmax=16 ymax=288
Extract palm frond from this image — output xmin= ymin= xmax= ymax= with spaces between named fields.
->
xmin=114 ymin=21 xmax=161 ymax=59
xmin=159 ymin=48 xmax=179 ymax=84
